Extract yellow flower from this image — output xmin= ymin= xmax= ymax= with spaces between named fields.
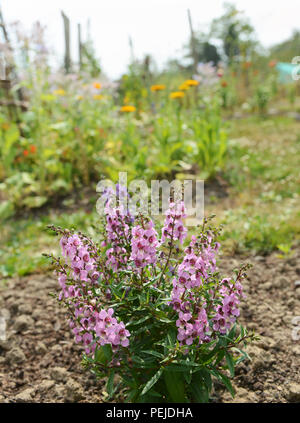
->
xmin=120 ymin=105 xmax=136 ymax=112
xmin=93 ymin=82 xmax=101 ymax=89
xmin=93 ymin=94 xmax=104 ymax=100
xmin=53 ymin=89 xmax=66 ymax=96
xmin=170 ymin=91 xmax=185 ymax=99
xmin=184 ymin=79 xmax=199 ymax=87
xmin=151 ymin=84 xmax=166 ymax=92
xmin=77 ymin=95 xmax=83 ymax=100
xmin=179 ymin=83 xmax=190 ymax=91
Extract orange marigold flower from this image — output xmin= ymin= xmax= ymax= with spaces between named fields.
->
xmin=170 ymin=91 xmax=185 ymax=99
xmin=151 ymin=84 xmax=166 ymax=92
xmin=221 ymin=80 xmax=228 ymax=88
xmin=179 ymin=83 xmax=190 ymax=91
xmin=23 ymin=149 xmax=29 ymax=157
xmin=30 ymin=145 xmax=37 ymax=154
xmin=184 ymin=79 xmax=199 ymax=87
xmin=93 ymin=82 xmax=101 ymax=89
xmin=268 ymin=60 xmax=277 ymax=68
xmin=120 ymin=105 xmax=136 ymax=112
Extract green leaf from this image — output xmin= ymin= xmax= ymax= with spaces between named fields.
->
xmin=102 ymin=344 xmax=113 ymax=361
xmin=126 ymin=388 xmax=139 ymax=402
xmin=214 ymin=370 xmax=235 ymax=398
xmin=199 ymin=369 xmax=212 ymax=391
xmin=131 ymin=355 xmax=156 ymax=369
xmin=95 ymin=344 xmax=112 ymax=365
xmin=225 ymin=352 xmax=235 ymax=377
xmin=163 ymin=365 xmax=196 ymax=372
xmin=121 ymin=375 xmax=137 ymax=389
xmin=157 ymin=316 xmax=172 ymax=323
xmin=232 ymin=347 xmax=251 ymax=364
xmin=106 ymin=371 xmax=115 ymax=397
xmin=146 ymin=389 xmax=162 ymax=398
xmin=166 ymin=328 xmax=176 ymax=346
xmin=141 ymin=368 xmax=163 ymax=396
xmin=142 ymin=350 xmax=164 ymax=359
xmin=190 ymin=372 xmax=209 ymax=403
xmin=214 ymin=349 xmax=225 ymax=365
xmin=227 ymin=323 xmax=237 ymax=340
xmin=127 ymin=315 xmax=151 ymax=327
xmin=135 ymin=324 xmax=154 ymax=335
xmin=184 ymin=370 xmax=192 ymax=385
xmin=164 ymin=371 xmax=186 ymax=402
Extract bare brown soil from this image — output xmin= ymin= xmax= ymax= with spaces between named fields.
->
xmin=0 ymin=249 xmax=299 ymax=403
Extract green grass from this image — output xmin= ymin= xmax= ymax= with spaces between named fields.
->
xmin=0 ymin=209 xmax=99 ymax=278
xmin=220 ymin=207 xmax=300 ymax=255
xmin=213 ymin=115 xmax=300 ymax=254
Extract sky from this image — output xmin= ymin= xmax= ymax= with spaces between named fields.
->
xmin=2 ymin=0 xmax=300 ymax=79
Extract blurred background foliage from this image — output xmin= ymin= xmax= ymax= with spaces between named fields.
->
xmin=0 ymin=2 xmax=299 ymax=277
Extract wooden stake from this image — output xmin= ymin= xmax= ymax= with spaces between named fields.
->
xmin=78 ymin=23 xmax=82 ymax=70
xmin=187 ymin=9 xmax=197 ymax=73
xmin=61 ymin=10 xmax=71 ymax=73
xmin=0 ymin=4 xmax=25 ymax=125
xmin=128 ymin=36 xmax=135 ymax=63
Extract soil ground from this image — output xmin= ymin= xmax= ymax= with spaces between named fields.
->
xmin=0 ymin=248 xmax=299 ymax=403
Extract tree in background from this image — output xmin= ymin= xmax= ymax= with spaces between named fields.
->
xmin=210 ymin=2 xmax=258 ymax=64
xmin=184 ymin=31 xmax=221 ymax=68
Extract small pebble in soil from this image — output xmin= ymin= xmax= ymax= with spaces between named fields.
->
xmin=17 ymin=304 xmax=33 ymax=315
xmin=64 ymin=378 xmax=84 ymax=402
xmin=8 ymin=347 xmax=26 ymax=364
xmin=50 ymin=367 xmax=68 ymax=383
xmin=15 ymin=388 xmax=35 ymax=403
xmin=13 ymin=315 xmax=34 ymax=333
xmin=35 ymin=341 xmax=47 ymax=355
xmin=37 ymin=380 xmax=55 ymax=393
xmin=287 ymin=383 xmax=300 ymax=402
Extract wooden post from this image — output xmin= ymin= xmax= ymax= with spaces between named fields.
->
xmin=0 ymin=4 xmax=25 ymax=125
xmin=78 ymin=23 xmax=82 ymax=70
xmin=187 ymin=9 xmax=197 ymax=73
xmin=128 ymin=36 xmax=135 ymax=63
xmin=61 ymin=11 xmax=71 ymax=73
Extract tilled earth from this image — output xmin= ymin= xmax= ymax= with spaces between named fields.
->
xmin=0 ymin=249 xmax=299 ymax=403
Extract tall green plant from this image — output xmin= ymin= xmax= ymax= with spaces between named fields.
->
xmin=192 ymin=105 xmax=228 ymax=178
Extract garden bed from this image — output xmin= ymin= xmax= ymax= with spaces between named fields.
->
xmin=1 ymin=249 xmax=299 ymax=403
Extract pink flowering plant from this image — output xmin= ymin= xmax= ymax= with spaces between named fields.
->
xmin=46 ymin=191 xmax=256 ymax=403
